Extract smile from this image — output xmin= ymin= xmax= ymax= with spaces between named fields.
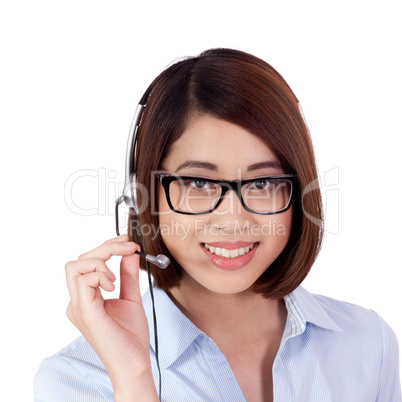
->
xmin=204 ymin=243 xmax=255 ymax=259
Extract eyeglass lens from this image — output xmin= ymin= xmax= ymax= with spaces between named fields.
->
xmin=168 ymin=178 xmax=292 ymax=214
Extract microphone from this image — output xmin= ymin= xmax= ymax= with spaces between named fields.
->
xmin=135 ymin=250 xmax=170 ymax=269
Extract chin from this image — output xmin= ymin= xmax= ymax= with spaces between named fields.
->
xmin=192 ymin=275 xmax=259 ymax=296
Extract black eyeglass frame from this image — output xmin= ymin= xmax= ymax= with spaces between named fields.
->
xmin=157 ymin=173 xmax=298 ymax=215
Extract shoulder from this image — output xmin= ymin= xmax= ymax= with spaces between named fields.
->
xmin=34 ymin=336 xmax=114 ymax=402
xmin=312 ymin=291 xmax=397 ymax=344
xmin=298 ymin=289 xmax=401 ymax=400
xmin=303 ymin=290 xmax=398 ymax=351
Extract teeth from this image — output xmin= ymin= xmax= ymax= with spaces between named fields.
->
xmin=204 ymin=243 xmax=255 ymax=258
xmin=222 ymin=248 xmax=230 ymax=258
xmin=230 ymin=249 xmax=239 ymax=258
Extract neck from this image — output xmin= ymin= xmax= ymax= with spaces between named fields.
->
xmin=168 ymin=275 xmax=287 ymax=347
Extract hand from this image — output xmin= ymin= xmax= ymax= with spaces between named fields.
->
xmin=65 ymin=235 xmax=158 ymax=400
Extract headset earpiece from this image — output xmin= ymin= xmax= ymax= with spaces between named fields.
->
xmin=122 ymin=173 xmax=138 ymax=212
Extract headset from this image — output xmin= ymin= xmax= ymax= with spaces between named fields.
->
xmin=114 ymin=84 xmax=169 ymax=401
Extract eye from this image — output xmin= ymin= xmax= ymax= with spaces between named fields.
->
xmin=180 ymin=179 xmax=220 ymax=195
xmin=192 ymin=179 xmax=210 ymax=189
xmin=249 ymin=180 xmax=274 ymax=191
xmin=182 ymin=179 xmax=212 ymax=189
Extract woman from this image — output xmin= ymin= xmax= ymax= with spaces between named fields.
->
xmin=34 ymin=48 xmax=401 ymax=401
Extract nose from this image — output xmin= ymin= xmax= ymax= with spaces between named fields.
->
xmin=205 ymin=189 xmax=252 ymax=237
xmin=212 ymin=189 xmax=246 ymax=217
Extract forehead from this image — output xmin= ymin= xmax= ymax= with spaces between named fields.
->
xmin=162 ymin=115 xmax=281 ymax=175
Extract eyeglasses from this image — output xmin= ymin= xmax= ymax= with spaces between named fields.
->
xmin=157 ymin=173 xmax=298 ymax=215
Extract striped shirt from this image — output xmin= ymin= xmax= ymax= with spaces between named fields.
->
xmin=34 ymin=286 xmax=401 ymax=401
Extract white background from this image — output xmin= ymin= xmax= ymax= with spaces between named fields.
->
xmin=1 ymin=1 xmax=401 ymax=400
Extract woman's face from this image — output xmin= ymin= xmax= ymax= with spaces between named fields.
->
xmin=158 ymin=115 xmax=293 ymax=295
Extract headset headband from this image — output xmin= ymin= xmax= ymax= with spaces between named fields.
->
xmin=120 ymin=83 xmax=155 ymax=210
xmin=123 ymin=103 xmax=144 ymax=209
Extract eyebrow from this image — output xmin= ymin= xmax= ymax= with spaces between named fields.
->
xmin=176 ymin=160 xmax=218 ymax=172
xmin=247 ymin=161 xmax=283 ymax=171
xmin=175 ymin=160 xmax=282 ymax=173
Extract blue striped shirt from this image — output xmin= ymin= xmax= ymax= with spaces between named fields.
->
xmin=34 ymin=286 xmax=401 ymax=401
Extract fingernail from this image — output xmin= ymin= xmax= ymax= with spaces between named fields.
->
xmin=123 ymin=242 xmax=134 ymax=246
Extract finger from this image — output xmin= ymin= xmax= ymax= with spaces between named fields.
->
xmin=119 ymin=245 xmax=142 ymax=303
xmin=78 ymin=239 xmax=138 ymax=262
xmin=103 ymin=234 xmax=129 ymax=244
xmin=67 ymin=272 xmax=115 ymax=326
xmin=65 ymin=259 xmax=116 ymax=300
xmin=75 ymin=271 xmax=115 ymax=308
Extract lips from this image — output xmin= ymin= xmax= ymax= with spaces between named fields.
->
xmin=202 ymin=242 xmax=259 ymax=270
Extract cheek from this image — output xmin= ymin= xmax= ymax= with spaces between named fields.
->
xmin=158 ymin=193 xmax=198 ymax=255
xmin=254 ymin=207 xmax=293 ymax=262
xmin=273 ymin=208 xmax=293 ymax=246
xmin=158 ymin=215 xmax=201 ymax=274
xmin=275 ymin=207 xmax=293 ymax=240
xmin=251 ymin=206 xmax=293 ymax=240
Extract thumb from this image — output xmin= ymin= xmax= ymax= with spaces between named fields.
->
xmin=119 ymin=250 xmax=142 ymax=303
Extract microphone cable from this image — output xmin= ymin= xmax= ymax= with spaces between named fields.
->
xmin=143 ymin=241 xmax=162 ymax=401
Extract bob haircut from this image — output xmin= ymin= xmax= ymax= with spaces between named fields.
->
xmin=128 ymin=48 xmax=323 ymax=299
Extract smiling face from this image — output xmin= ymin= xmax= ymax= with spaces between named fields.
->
xmin=158 ymin=114 xmax=293 ymax=296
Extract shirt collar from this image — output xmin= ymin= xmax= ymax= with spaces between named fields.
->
xmin=143 ymin=286 xmax=203 ymax=369
xmin=284 ymin=287 xmax=343 ymax=337
xmin=143 ymin=285 xmax=342 ymax=368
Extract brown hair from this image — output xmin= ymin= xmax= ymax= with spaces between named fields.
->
xmin=128 ymin=48 xmax=323 ymax=299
